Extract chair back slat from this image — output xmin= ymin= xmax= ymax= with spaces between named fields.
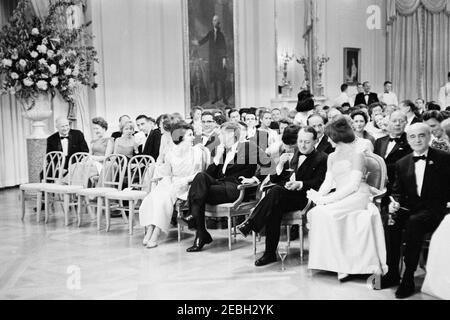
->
xmin=128 ymin=155 xmax=155 ymax=189
xmin=98 ymin=154 xmax=128 ymax=190
xmin=365 ymin=152 xmax=387 ymax=191
xmin=67 ymin=152 xmax=94 ymax=187
xmin=42 ymin=151 xmax=65 ymax=183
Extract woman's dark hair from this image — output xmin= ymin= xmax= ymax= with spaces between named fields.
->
xmin=279 ymin=118 xmax=292 ymax=125
xmin=156 ymin=114 xmax=171 ymax=129
xmin=401 ymin=99 xmax=420 ymax=115
xmin=170 ymin=122 xmax=193 ymax=145
xmin=281 ymin=124 xmax=301 ymax=145
xmin=422 ymin=110 xmax=444 ymax=123
xmin=350 ymin=110 xmax=369 ymax=124
xmin=300 ymin=126 xmax=318 ymax=140
xmin=214 ymin=114 xmax=227 ymax=125
xmin=426 ymin=101 xmax=441 ymax=111
xmin=325 ymin=116 xmax=355 ymax=144
xmin=368 ymin=102 xmax=385 ymax=116
xmin=441 ymin=110 xmax=450 ymax=119
xmin=92 ymin=117 xmax=108 ymax=131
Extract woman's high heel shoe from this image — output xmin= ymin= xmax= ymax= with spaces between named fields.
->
xmin=146 ymin=241 xmax=158 ymax=249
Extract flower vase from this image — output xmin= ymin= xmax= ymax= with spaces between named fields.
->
xmin=21 ymin=93 xmax=53 ymax=139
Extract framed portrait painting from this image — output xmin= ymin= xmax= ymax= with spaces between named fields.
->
xmin=343 ymin=48 xmax=360 ymax=86
xmin=182 ymin=0 xmax=237 ymax=116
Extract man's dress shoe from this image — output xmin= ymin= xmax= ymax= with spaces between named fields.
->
xmin=254 ymin=253 xmax=277 ymax=266
xmin=395 ymin=279 xmax=415 ymax=299
xmin=186 ymin=233 xmax=213 ymax=252
xmin=236 ymin=220 xmax=253 ymax=238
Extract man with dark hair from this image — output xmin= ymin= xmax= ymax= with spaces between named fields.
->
xmin=236 ymin=127 xmax=328 ymax=266
xmin=228 ymin=109 xmax=241 ymax=123
xmin=354 ymin=81 xmax=379 ymax=106
xmin=245 ymin=111 xmax=269 ymax=153
xmin=136 ymin=115 xmax=161 ymax=160
xmin=379 ymin=81 xmax=398 ymax=107
xmin=270 ymin=108 xmax=282 ymax=132
xmin=194 ymin=111 xmax=220 ymax=156
xmin=193 ymin=15 xmax=228 ymax=105
xmin=334 ymin=83 xmax=352 ymax=107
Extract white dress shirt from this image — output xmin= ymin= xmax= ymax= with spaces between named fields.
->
xmin=379 ymin=91 xmax=398 ymax=106
xmin=222 ymin=142 xmax=239 ymax=174
xmin=60 ymin=134 xmax=69 ymax=156
xmin=385 ymin=138 xmax=398 ymax=158
xmin=413 ymin=150 xmax=428 ymax=197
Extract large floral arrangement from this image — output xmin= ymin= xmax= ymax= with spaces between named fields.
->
xmin=0 ymin=0 xmax=98 ymax=109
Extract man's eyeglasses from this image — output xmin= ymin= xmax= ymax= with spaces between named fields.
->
xmin=202 ymin=120 xmax=215 ymax=124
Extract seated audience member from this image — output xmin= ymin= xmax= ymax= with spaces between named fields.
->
xmin=379 ymin=81 xmax=398 ymax=107
xmin=399 ymin=100 xmax=422 ymax=130
xmin=426 ymin=101 xmax=441 ymax=111
xmin=294 ymin=90 xmax=315 ymax=126
xmin=270 ymin=108 xmax=282 ymax=132
xmin=194 ymin=111 xmax=220 ymax=156
xmin=136 ymin=115 xmax=161 ymax=161
xmin=350 ymin=110 xmax=376 ymax=146
xmin=306 ymin=117 xmax=388 ymax=281
xmin=367 ymin=113 xmax=388 ymax=140
xmin=365 ymin=102 xmax=385 ymax=137
xmin=259 ymin=111 xmax=279 ymax=148
xmin=239 ymin=108 xmax=249 ymax=122
xmin=139 ymin=122 xmax=204 ymax=248
xmin=111 ymin=115 xmax=131 ymax=140
xmin=47 ymin=116 xmax=89 ymax=170
xmin=422 ymin=110 xmax=450 ymax=153
xmin=183 ymin=122 xmax=271 ymax=252
xmin=415 ymin=98 xmax=426 ymax=115
xmin=354 ymin=81 xmax=379 ymax=106
xmin=382 ymin=123 xmax=450 ymax=298
xmin=228 ymin=108 xmax=241 ymax=123
xmin=374 ymin=111 xmax=412 ymax=217
xmin=237 ymin=121 xmax=249 ymax=142
xmin=384 ymin=104 xmax=398 ymax=116
xmin=236 ymin=126 xmax=328 ymax=266
xmin=327 ymin=107 xmax=342 ymax=123
xmin=307 ymin=113 xmax=334 ymax=154
xmin=245 ymin=111 xmax=269 ymax=153
xmin=278 ymin=118 xmax=292 ymax=136
xmin=191 ymin=106 xmax=204 ymax=135
xmin=113 ymin=121 xmax=139 ymax=159
xmin=266 ymin=124 xmax=301 ymax=164
xmin=339 ymin=102 xmax=351 ymax=114
xmin=334 ymin=83 xmax=353 ymax=108
xmin=157 ymin=115 xmax=177 ymax=164
xmin=90 ymin=117 xmax=114 ymax=166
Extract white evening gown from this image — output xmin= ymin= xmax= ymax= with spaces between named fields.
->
xmin=307 ymin=159 xmax=388 ymax=276
xmin=421 ymin=214 xmax=450 ymax=299
xmin=138 ymin=145 xmax=203 ymax=234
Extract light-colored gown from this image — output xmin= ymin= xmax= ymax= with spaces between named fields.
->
xmin=138 ymin=145 xmax=204 ymax=235
xmin=307 ymin=158 xmax=388 ymax=276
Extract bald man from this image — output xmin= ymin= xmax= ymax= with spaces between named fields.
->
xmin=46 ymin=117 xmax=89 ymax=169
xmin=381 ymin=123 xmax=450 ymax=298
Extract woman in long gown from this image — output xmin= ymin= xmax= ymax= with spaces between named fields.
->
xmin=139 ymin=122 xmax=205 ymax=248
xmin=306 ymin=117 xmax=388 ymax=280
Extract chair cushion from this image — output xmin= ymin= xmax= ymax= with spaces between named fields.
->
xmin=104 ymin=190 xmax=147 ymax=200
xmin=77 ymin=187 xmax=118 ymax=197
xmin=20 ymin=183 xmax=55 ymax=191
xmin=42 ymin=184 xmax=84 ymax=193
xmin=281 ymin=210 xmax=305 ymax=222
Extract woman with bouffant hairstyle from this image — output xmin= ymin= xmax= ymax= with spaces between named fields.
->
xmin=139 ymin=121 xmax=206 ymax=248
xmin=306 ymin=116 xmax=387 ymax=281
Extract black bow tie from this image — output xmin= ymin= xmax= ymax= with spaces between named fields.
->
xmin=60 ymin=136 xmax=68 ymax=140
xmin=413 ymin=155 xmax=427 ymax=162
xmin=389 ymin=137 xmax=401 ymax=143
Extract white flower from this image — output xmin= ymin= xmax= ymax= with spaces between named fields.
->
xmin=64 ymin=68 xmax=72 ymax=76
xmin=50 ymin=77 xmax=59 ymax=86
xmin=11 ymin=52 xmax=18 ymax=60
xmin=41 ymin=74 xmax=49 ymax=79
xmin=19 ymin=59 xmax=27 ymax=67
xmin=31 ymin=28 xmax=39 ymax=35
xmin=68 ymin=78 xmax=76 ymax=88
xmin=27 ymin=71 xmax=34 ymax=77
xmin=30 ymin=51 xmax=38 ymax=58
xmin=10 ymin=72 xmax=19 ymax=80
xmin=68 ymin=49 xmax=77 ymax=56
xmin=36 ymin=80 xmax=48 ymax=90
xmin=42 ymin=38 xmax=48 ymax=45
xmin=72 ymin=67 xmax=79 ymax=77
xmin=59 ymin=58 xmax=66 ymax=66
xmin=1 ymin=59 xmax=12 ymax=67
xmin=23 ymin=78 xmax=34 ymax=87
xmin=48 ymin=64 xmax=57 ymax=74
xmin=37 ymin=44 xmax=47 ymax=54
xmin=38 ymin=58 xmax=48 ymax=65
xmin=47 ymin=50 xmax=55 ymax=58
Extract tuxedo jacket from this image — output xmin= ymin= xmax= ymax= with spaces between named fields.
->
xmin=374 ymin=132 xmax=412 ymax=184
xmin=194 ymin=132 xmax=221 ymax=158
xmin=392 ymin=148 xmax=450 ymax=220
xmin=316 ymin=135 xmax=334 ymax=154
xmin=270 ymin=149 xmax=328 ymax=192
xmin=354 ymin=92 xmax=379 ymax=106
xmin=46 ymin=129 xmax=89 ymax=168
xmin=141 ymin=128 xmax=161 ymax=161
xmin=205 ymin=141 xmax=272 ymax=185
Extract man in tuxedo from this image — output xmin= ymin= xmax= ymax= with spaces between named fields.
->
xmin=46 ymin=116 xmax=89 ymax=170
xmin=184 ymin=122 xmax=272 ymax=252
xmin=307 ymin=113 xmax=334 ymax=154
xmin=194 ymin=111 xmax=221 ymax=156
xmin=382 ymin=123 xmax=450 ymax=298
xmin=245 ymin=112 xmax=269 ymax=153
xmin=354 ymin=81 xmax=379 ymax=106
xmin=136 ymin=115 xmax=161 ymax=161
xmin=374 ymin=111 xmax=412 ymax=212
xmin=236 ymin=127 xmax=328 ymax=266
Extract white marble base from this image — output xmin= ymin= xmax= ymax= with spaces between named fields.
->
xmin=26 ymin=138 xmax=47 ymax=183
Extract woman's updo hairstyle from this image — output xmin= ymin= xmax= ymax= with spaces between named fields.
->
xmin=170 ymin=121 xmax=193 ymax=145
xmin=325 ymin=116 xmax=355 ymax=144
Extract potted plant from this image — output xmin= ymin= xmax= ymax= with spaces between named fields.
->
xmin=0 ymin=0 xmax=98 ymax=138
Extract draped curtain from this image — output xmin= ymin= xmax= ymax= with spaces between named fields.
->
xmin=0 ymin=0 xmax=30 ymax=188
xmin=386 ymin=0 xmax=450 ymax=104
